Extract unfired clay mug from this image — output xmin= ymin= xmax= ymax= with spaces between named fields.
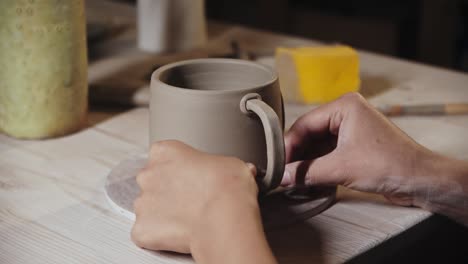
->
xmin=150 ymin=59 xmax=285 ymax=192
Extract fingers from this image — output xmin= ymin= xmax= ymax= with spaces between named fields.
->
xmin=281 ymin=151 xmax=345 ymax=186
xmin=245 ymin=163 xmax=257 ymax=177
xmin=132 ymin=197 xmax=154 ymax=249
xmin=285 ymin=98 xmax=343 ymax=163
xmin=135 ymin=168 xmax=151 ymax=189
xmin=285 ymin=92 xmax=366 ymax=163
xmin=131 ymin=222 xmax=152 ymax=248
xmin=132 ymin=221 xmax=190 ymax=253
xmin=141 ymin=140 xmax=193 ymax=188
xmin=132 ymin=193 xmax=191 ymax=253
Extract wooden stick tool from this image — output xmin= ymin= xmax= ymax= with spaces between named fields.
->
xmin=378 ymin=103 xmax=468 ymax=116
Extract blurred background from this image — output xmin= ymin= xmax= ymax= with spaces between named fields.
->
xmin=114 ymin=0 xmax=468 ymax=71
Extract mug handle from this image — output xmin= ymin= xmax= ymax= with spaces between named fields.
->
xmin=240 ymin=93 xmax=285 ymax=192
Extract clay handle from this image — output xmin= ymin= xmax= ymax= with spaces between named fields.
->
xmin=240 ymin=93 xmax=285 ymax=192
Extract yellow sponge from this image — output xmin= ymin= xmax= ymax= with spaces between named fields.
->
xmin=275 ymin=45 xmax=360 ymax=104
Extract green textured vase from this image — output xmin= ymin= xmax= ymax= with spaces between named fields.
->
xmin=0 ymin=0 xmax=88 ymax=139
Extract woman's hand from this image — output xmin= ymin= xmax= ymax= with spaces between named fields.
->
xmin=131 ymin=141 xmax=277 ymax=264
xmin=283 ymin=93 xmax=439 ymax=206
xmin=131 ymin=140 xmax=258 ymax=253
xmin=283 ymin=92 xmax=468 ymax=225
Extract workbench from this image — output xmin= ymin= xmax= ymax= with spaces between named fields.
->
xmin=1 ymin=1 xmax=468 ymax=263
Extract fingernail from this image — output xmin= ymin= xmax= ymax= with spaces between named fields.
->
xmin=281 ymin=169 xmax=291 ymax=186
xmin=283 ymin=136 xmax=291 ymax=150
xmin=246 ymin=163 xmax=257 ymax=176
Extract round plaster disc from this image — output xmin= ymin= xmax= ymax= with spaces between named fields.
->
xmin=105 ymin=156 xmax=336 ymax=229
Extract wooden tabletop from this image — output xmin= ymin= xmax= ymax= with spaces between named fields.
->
xmin=2 ymin=1 xmax=468 ymax=263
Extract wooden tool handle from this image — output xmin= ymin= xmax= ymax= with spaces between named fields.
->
xmin=379 ymin=103 xmax=468 ymax=116
xmin=445 ymin=103 xmax=468 ymax=115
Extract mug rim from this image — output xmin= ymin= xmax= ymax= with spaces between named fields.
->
xmin=151 ymin=58 xmax=278 ymax=95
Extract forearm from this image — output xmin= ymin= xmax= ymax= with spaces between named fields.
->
xmin=191 ymin=195 xmax=277 ymax=264
xmin=411 ymin=152 xmax=468 ymax=226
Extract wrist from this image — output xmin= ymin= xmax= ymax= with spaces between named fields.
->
xmin=190 ymin=194 xmax=275 ymax=264
xmin=190 ymin=192 xmax=259 ymax=247
xmin=380 ymin=146 xmax=436 ymax=207
xmin=408 ymin=151 xmax=468 ymax=211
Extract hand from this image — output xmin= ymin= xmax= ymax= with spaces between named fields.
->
xmin=282 ymin=92 xmax=437 ymax=206
xmin=131 ymin=140 xmax=258 ymax=253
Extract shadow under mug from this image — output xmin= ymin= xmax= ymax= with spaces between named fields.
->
xmin=150 ymin=59 xmax=285 ymax=192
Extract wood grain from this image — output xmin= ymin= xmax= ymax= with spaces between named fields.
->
xmin=1 ymin=1 xmax=468 ymax=263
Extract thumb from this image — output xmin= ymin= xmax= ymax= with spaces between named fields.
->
xmin=281 ymin=152 xmax=344 ymax=186
xmin=245 ymin=162 xmax=257 ymax=177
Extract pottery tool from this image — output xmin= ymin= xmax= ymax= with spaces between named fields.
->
xmin=378 ymin=103 xmax=468 ymax=116
xmin=275 ymin=45 xmax=360 ymax=104
xmin=87 ymin=22 xmax=129 ymax=46
xmin=89 ymin=40 xmax=256 ymax=107
xmin=105 ymin=156 xmax=336 ymax=229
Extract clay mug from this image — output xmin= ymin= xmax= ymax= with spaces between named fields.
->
xmin=150 ymin=59 xmax=285 ymax=192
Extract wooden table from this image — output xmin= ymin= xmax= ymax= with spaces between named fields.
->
xmin=2 ymin=2 xmax=468 ymax=263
